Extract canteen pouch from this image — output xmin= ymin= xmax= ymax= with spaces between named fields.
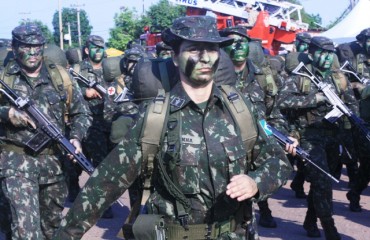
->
xmin=132 ymin=214 xmax=166 ymax=240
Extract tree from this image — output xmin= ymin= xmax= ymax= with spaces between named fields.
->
xmin=19 ymin=19 xmax=53 ymax=44
xmin=107 ymin=8 xmax=138 ymax=51
xmin=52 ymin=8 xmax=93 ymax=49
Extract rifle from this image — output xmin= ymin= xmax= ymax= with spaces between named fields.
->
xmin=339 ymin=60 xmax=370 ymax=85
xmin=68 ymin=68 xmax=107 ymax=95
xmin=260 ymin=120 xmax=339 ymax=183
xmin=0 ymin=79 xmax=95 ymax=175
xmin=292 ymin=62 xmax=370 ymax=142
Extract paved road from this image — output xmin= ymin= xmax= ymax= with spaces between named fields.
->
xmin=1 ymin=168 xmax=369 ymax=240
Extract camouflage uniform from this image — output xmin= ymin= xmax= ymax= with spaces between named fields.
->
xmin=278 ymin=36 xmax=358 ymax=240
xmin=338 ymin=28 xmax=370 ymax=212
xmin=120 ymin=46 xmax=145 ymax=90
xmin=0 ymin=24 xmax=91 ymax=239
xmin=54 ymin=16 xmax=292 ymax=240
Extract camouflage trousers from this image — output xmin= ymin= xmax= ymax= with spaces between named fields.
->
xmin=0 ymin=174 xmax=67 ymax=240
xmin=300 ymin=128 xmax=342 ymax=219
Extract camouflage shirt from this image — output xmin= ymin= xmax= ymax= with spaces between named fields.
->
xmin=0 ymin=60 xmax=91 ymax=183
xmin=54 ymin=81 xmax=292 ymax=239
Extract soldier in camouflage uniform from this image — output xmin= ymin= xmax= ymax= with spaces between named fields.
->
xmin=219 ymin=26 xmax=295 ymax=229
xmin=54 ymin=15 xmax=292 ymax=240
xmin=0 ymin=24 xmax=91 ymax=240
xmin=278 ymin=36 xmax=359 ymax=240
xmin=120 ymin=45 xmax=145 ymax=90
xmin=338 ymin=28 xmax=370 ymax=212
xmin=156 ymin=41 xmax=173 ymax=59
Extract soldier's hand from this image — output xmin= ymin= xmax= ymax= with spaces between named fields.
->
xmin=8 ymin=107 xmax=36 ymax=129
xmin=351 ymin=82 xmax=365 ymax=92
xmin=68 ymin=138 xmax=82 ymax=161
xmin=85 ymin=88 xmax=102 ymax=99
xmin=286 ymin=136 xmax=298 ymax=156
xmin=226 ymin=174 xmax=258 ymax=201
xmin=315 ymin=93 xmax=328 ymax=104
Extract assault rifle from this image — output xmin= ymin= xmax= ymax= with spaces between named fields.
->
xmin=339 ymin=60 xmax=370 ymax=85
xmin=0 ymin=79 xmax=95 ymax=174
xmin=260 ymin=120 xmax=339 ymax=182
xmin=68 ymin=68 xmax=107 ymax=95
xmin=292 ymin=62 xmax=370 ymax=142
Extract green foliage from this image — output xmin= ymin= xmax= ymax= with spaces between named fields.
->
xmin=52 ymin=8 xmax=93 ymax=48
xmin=19 ymin=19 xmax=53 ymax=44
xmin=284 ymin=0 xmax=322 ymax=29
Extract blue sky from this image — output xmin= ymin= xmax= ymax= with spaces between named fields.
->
xmin=0 ymin=0 xmax=350 ymax=41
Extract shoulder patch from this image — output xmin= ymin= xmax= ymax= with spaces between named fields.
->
xmin=259 ymin=119 xmax=272 ymax=136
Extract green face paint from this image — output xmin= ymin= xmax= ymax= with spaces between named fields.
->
xmin=313 ymin=49 xmax=334 ymax=70
xmin=159 ymin=50 xmax=172 ymax=59
xmin=295 ymin=41 xmax=308 ymax=53
xmin=15 ymin=44 xmax=44 ymax=72
xmin=88 ymin=45 xmax=104 ymax=63
xmin=177 ymin=40 xmax=220 ymax=87
xmin=223 ymin=34 xmax=249 ymax=63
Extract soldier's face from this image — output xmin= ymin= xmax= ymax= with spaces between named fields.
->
xmin=223 ymin=34 xmax=249 ymax=63
xmin=14 ymin=43 xmax=44 ymax=72
xmin=159 ymin=50 xmax=172 ymax=59
xmin=88 ymin=45 xmax=104 ymax=63
xmin=173 ymin=40 xmax=220 ymax=87
xmin=295 ymin=41 xmax=308 ymax=53
xmin=313 ymin=49 xmax=334 ymax=70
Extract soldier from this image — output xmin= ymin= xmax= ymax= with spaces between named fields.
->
xmin=294 ymin=32 xmax=312 ymax=53
xmin=75 ymin=35 xmax=123 ymax=218
xmin=219 ymin=26 xmax=296 ymax=229
xmin=338 ymin=27 xmax=370 ymax=212
xmin=278 ymin=36 xmax=359 ymax=240
xmin=156 ymin=41 xmax=172 ymax=59
xmin=54 ymin=15 xmax=292 ymax=240
xmin=120 ymin=45 xmax=145 ymax=90
xmin=0 ymin=24 xmax=91 ymax=239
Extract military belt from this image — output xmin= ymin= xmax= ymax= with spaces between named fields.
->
xmin=166 ymin=218 xmax=236 ymax=240
xmin=1 ymin=144 xmax=55 ymax=156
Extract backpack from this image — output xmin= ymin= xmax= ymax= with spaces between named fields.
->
xmin=119 ymin=84 xmax=258 ymax=239
xmin=0 ymin=59 xmax=73 ymax=123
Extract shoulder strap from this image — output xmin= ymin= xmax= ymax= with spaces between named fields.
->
xmin=115 ymin=75 xmax=126 ymax=95
xmin=219 ymin=85 xmax=258 ymax=160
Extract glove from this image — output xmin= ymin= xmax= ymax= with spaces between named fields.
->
xmin=315 ymin=93 xmax=328 ymax=104
xmin=8 ymin=107 xmax=36 ymax=129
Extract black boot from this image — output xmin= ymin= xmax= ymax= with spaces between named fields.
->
xmin=320 ymin=217 xmax=341 ymax=240
xmin=346 ymin=190 xmax=361 ymax=212
xmin=258 ymin=200 xmax=277 ymax=228
xmin=290 ymin=168 xmax=307 ymax=199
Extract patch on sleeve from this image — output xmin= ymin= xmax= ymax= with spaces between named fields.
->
xmin=259 ymin=119 xmax=272 ymax=136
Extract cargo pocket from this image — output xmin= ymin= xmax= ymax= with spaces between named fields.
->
xmin=46 ymin=91 xmax=63 ymax=121
xmin=222 ymin=137 xmax=247 ymax=176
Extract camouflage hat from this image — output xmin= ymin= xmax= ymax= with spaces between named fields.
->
xmin=162 ymin=16 xmax=233 ymax=47
xmin=86 ymin=35 xmax=105 ymax=48
xmin=296 ymin=32 xmax=312 ymax=44
xmin=309 ymin=36 xmax=335 ymax=51
xmin=356 ymin=28 xmax=370 ymax=41
xmin=156 ymin=41 xmax=172 ymax=51
xmin=12 ymin=24 xmax=45 ymax=45
xmin=219 ymin=26 xmax=250 ymax=40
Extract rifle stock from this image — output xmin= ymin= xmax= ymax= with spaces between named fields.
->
xmin=340 ymin=60 xmax=370 ymax=85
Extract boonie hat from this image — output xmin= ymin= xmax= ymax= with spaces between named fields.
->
xmin=162 ymin=16 xmax=233 ymax=48
xmin=309 ymin=36 xmax=335 ymax=51
xmin=12 ymin=24 xmax=46 ymax=45
xmin=356 ymin=28 xmax=370 ymax=41
xmin=86 ymin=35 xmax=105 ymax=48
xmin=219 ymin=26 xmax=250 ymax=40
xmin=296 ymin=32 xmax=312 ymax=44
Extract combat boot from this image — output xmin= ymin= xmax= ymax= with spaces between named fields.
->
xmin=290 ymin=174 xmax=307 ymax=199
xmin=258 ymin=200 xmax=277 ymax=228
xmin=303 ymin=210 xmax=320 ymax=238
xmin=346 ymin=191 xmax=361 ymax=212
xmin=320 ymin=217 xmax=341 ymax=240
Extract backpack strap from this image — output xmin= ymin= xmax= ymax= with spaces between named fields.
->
xmin=115 ymin=75 xmax=126 ymax=95
xmin=220 ymin=85 xmax=258 ymax=160
xmin=158 ymin=61 xmax=170 ymax=91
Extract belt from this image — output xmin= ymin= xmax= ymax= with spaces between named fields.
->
xmin=1 ymin=144 xmax=55 ymax=156
xmin=166 ymin=218 xmax=237 ymax=240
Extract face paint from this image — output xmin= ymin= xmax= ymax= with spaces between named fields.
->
xmin=295 ymin=41 xmax=308 ymax=53
xmin=88 ymin=45 xmax=104 ymax=63
xmin=223 ymin=34 xmax=249 ymax=63
xmin=176 ymin=40 xmax=220 ymax=87
xmin=313 ymin=49 xmax=334 ymax=70
xmin=159 ymin=50 xmax=172 ymax=59
xmin=14 ymin=44 xmax=44 ymax=72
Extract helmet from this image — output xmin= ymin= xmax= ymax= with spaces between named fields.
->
xmin=12 ymin=24 xmax=45 ymax=45
xmin=85 ymin=35 xmax=105 ymax=48
xmin=296 ymin=32 xmax=312 ymax=44
xmin=219 ymin=26 xmax=250 ymax=40
xmin=356 ymin=28 xmax=370 ymax=42
xmin=309 ymin=36 xmax=335 ymax=51
xmin=161 ymin=16 xmax=233 ymax=48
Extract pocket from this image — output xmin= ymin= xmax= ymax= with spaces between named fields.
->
xmin=222 ymin=137 xmax=247 ymax=176
xmin=46 ymin=91 xmax=63 ymax=121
